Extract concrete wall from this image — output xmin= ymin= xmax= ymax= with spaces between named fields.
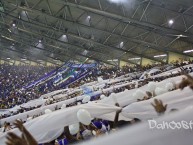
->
xmin=119 ymin=60 xmax=128 ymax=67
xmin=168 ymin=52 xmax=193 ymax=63
xmin=141 ymin=58 xmax=155 ymax=66
xmin=119 ymin=53 xmax=193 ymax=68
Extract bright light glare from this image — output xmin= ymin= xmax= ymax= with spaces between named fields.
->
xmin=108 ymin=0 xmax=128 ymax=3
xmin=168 ymin=19 xmax=174 ymax=25
xmin=59 ymin=35 xmax=68 ymax=42
xmin=184 ymin=49 xmax=193 ymax=53
xmin=120 ymin=42 xmax=124 ymax=48
xmin=62 ymin=35 xmax=66 ymax=38
xmin=87 ymin=16 xmax=91 ymax=19
xmin=154 ymin=54 xmax=167 ymax=58
xmin=128 ymin=57 xmax=141 ymax=60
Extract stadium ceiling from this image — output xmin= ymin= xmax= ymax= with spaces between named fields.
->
xmin=0 ymin=0 xmax=193 ymax=66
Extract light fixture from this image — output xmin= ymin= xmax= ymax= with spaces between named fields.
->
xmin=21 ymin=58 xmax=26 ymax=61
xmin=183 ymin=49 xmax=193 ymax=53
xmin=62 ymin=34 xmax=66 ymax=38
xmin=108 ymin=0 xmax=127 ymax=4
xmin=7 ymin=58 xmax=10 ymax=60
xmin=87 ymin=16 xmax=91 ymax=19
xmin=12 ymin=23 xmax=16 ymax=27
xmin=154 ymin=54 xmax=167 ymax=58
xmin=120 ymin=42 xmax=124 ymax=48
xmin=8 ymin=29 xmax=11 ymax=33
xmin=168 ymin=19 xmax=174 ymax=25
xmin=39 ymin=40 xmax=42 ymax=43
xmin=59 ymin=35 xmax=68 ymax=42
xmin=128 ymin=57 xmax=141 ymax=60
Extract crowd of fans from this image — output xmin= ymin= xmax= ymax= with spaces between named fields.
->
xmin=3 ymin=70 xmax=193 ymax=145
xmin=1 ymin=59 xmax=193 ymax=145
xmin=0 ymin=60 xmax=193 ymax=110
xmin=0 ymin=63 xmax=192 ymax=121
xmin=0 ymin=64 xmax=56 ymax=109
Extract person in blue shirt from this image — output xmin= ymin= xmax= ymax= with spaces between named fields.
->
xmin=55 ymin=137 xmax=68 ymax=145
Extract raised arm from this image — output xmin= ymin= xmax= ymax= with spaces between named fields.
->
xmin=113 ymin=103 xmax=122 ymax=128
xmin=13 ymin=120 xmax=38 ymax=145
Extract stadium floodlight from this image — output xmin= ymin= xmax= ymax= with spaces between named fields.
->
xmin=128 ymin=57 xmax=141 ymax=60
xmin=168 ymin=19 xmax=174 ymax=25
xmin=154 ymin=54 xmax=167 ymax=58
xmin=183 ymin=49 xmax=193 ymax=53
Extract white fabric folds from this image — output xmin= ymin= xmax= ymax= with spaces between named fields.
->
xmin=78 ymin=106 xmax=193 ymax=145
xmin=0 ymin=103 xmax=121 ymax=144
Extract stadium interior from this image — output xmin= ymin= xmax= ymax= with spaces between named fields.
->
xmin=1 ymin=0 xmax=193 ymax=145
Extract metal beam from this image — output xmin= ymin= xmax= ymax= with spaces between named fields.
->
xmin=0 ymin=11 xmax=165 ymax=64
xmin=2 ymin=2 xmax=167 ymax=63
xmin=5 ymin=0 xmax=193 ymax=52
xmin=0 ymin=33 xmax=118 ymax=66
xmin=0 ymin=13 xmax=142 ymax=65
xmin=9 ymin=4 xmax=192 ymax=59
xmin=0 ymin=45 xmax=50 ymax=65
xmin=57 ymin=0 xmax=193 ymax=37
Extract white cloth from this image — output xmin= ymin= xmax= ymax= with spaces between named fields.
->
xmin=122 ymin=87 xmax=193 ymax=120
xmin=78 ymin=106 xmax=193 ymax=145
xmin=98 ymin=74 xmax=191 ymax=107
xmin=0 ymin=103 xmax=121 ymax=144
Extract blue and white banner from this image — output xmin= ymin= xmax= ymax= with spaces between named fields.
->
xmin=23 ymin=62 xmax=72 ymax=89
xmin=71 ymin=63 xmax=97 ymax=68
xmin=23 ymin=62 xmax=97 ymax=90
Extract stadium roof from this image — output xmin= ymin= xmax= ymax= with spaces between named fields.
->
xmin=0 ymin=0 xmax=193 ymax=66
